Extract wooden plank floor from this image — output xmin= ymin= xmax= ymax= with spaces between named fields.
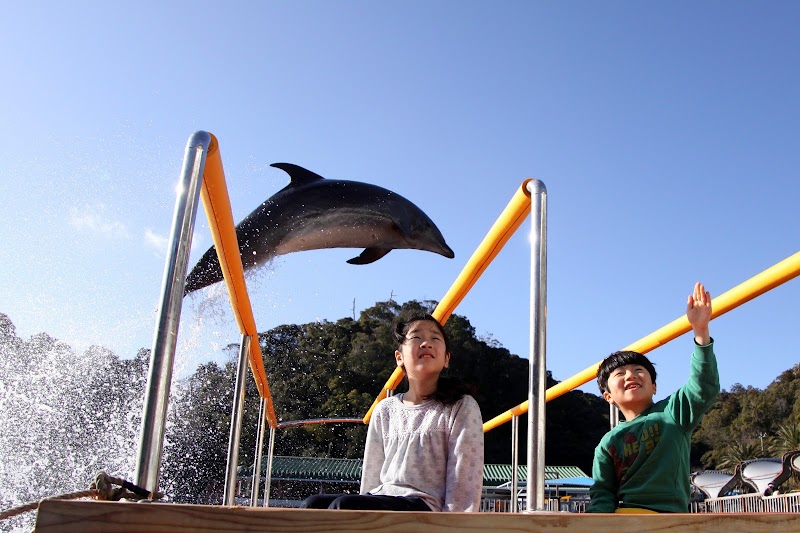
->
xmin=33 ymin=499 xmax=800 ymax=533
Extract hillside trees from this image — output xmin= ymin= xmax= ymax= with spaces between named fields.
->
xmin=693 ymin=364 xmax=800 ymax=468
xmin=247 ymin=300 xmax=609 ymax=472
xmin=3 ymin=309 xmax=799 ymax=508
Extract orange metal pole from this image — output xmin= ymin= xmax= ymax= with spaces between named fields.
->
xmin=363 ymin=180 xmax=534 ymax=423
xmin=198 ymin=134 xmax=278 ymax=428
xmin=483 ymin=250 xmax=800 ymax=432
xmin=432 ymin=179 xmax=535 ymax=325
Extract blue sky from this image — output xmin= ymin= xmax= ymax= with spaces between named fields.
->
xmin=1 ymin=1 xmax=799 ymax=409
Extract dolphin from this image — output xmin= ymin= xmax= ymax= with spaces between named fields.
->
xmin=183 ymin=163 xmax=454 ymax=295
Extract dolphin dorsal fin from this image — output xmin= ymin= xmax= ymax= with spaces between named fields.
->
xmin=271 ymin=163 xmax=326 ymax=186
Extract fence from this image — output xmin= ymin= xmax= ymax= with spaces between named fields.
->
xmin=483 ymin=492 xmax=800 ymax=514
xmin=699 ymin=492 xmax=800 ymax=513
xmin=480 ymin=495 xmax=588 ymax=513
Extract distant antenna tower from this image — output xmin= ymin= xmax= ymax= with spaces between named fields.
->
xmin=389 ymin=290 xmax=396 ymax=303
xmin=352 ymin=298 xmax=356 ymax=320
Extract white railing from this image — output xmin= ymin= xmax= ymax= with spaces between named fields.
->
xmin=483 ymin=492 xmax=800 ymax=513
xmin=480 ymin=496 xmax=588 ymax=513
xmin=700 ymin=492 xmax=800 ymax=513
xmin=479 ymin=497 xmax=515 ymax=513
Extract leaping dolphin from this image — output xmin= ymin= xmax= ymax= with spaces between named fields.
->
xmin=183 ymin=163 xmax=455 ymax=295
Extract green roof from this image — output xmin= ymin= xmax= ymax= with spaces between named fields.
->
xmin=482 ymin=464 xmax=588 ymax=486
xmin=266 ymin=456 xmax=364 ymax=482
xmin=242 ymin=456 xmax=588 ymax=486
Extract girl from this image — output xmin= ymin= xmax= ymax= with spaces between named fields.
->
xmin=301 ymin=312 xmax=484 ymax=511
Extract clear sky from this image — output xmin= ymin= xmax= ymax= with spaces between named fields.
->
xmin=1 ymin=1 xmax=798 ymax=409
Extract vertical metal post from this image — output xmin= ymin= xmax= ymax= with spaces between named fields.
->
xmin=263 ymin=427 xmax=276 ymax=507
xmin=251 ymin=397 xmax=267 ymax=506
xmin=526 ymin=179 xmax=547 ymax=512
xmin=511 ymin=414 xmax=520 ymax=513
xmin=224 ymin=334 xmax=251 ymax=505
xmin=134 ymin=131 xmax=211 ymax=494
xmin=610 ymin=403 xmax=620 ymax=429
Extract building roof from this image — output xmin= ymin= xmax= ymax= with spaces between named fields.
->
xmin=267 ymin=456 xmax=364 ymax=482
xmin=242 ymin=456 xmax=588 ymax=486
xmin=483 ymin=464 xmax=589 ymax=486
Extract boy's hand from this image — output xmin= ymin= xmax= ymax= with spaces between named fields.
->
xmin=687 ymin=282 xmax=712 ymax=345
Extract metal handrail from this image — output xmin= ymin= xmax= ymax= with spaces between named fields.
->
xmin=135 ymin=131 xmax=277 ymax=495
xmin=135 ymin=131 xmax=209 ymax=493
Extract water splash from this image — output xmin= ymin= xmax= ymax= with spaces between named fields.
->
xmin=0 ymin=308 xmax=214 ymax=532
xmin=0 ymin=318 xmax=143 ymax=531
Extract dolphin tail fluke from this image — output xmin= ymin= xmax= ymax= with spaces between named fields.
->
xmin=347 ymin=247 xmax=393 ymax=265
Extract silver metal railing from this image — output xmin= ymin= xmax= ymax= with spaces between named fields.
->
xmin=526 ymin=179 xmax=547 ymax=511
xmin=223 ymin=335 xmax=251 ymax=505
xmin=134 ymin=131 xmax=210 ymax=493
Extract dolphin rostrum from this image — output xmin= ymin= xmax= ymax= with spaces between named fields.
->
xmin=183 ymin=163 xmax=454 ymax=295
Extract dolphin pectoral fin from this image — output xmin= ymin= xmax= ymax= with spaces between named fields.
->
xmin=347 ymin=247 xmax=392 ymax=265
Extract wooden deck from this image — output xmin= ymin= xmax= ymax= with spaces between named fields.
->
xmin=33 ymin=499 xmax=800 ymax=532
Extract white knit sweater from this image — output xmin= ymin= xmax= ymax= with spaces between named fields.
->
xmin=360 ymin=394 xmax=484 ymax=512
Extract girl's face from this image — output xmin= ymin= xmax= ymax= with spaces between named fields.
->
xmin=395 ymin=320 xmax=450 ymax=379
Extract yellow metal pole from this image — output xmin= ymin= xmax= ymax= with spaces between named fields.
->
xmin=363 ymin=180 xmax=533 ymax=423
xmin=433 ymin=179 xmax=535 ymax=325
xmin=483 ymin=250 xmax=800 ymax=432
xmin=199 ymin=134 xmax=278 ymax=428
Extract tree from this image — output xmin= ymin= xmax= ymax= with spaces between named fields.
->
xmin=717 ymin=441 xmax=763 ymax=471
xmin=161 ymin=361 xmax=236 ymax=503
xmin=769 ymin=423 xmax=800 ymax=455
xmin=251 ymin=300 xmax=609 ymax=473
xmin=2 ymin=308 xmax=798 ymax=512
xmin=693 ymin=362 xmax=800 ymax=470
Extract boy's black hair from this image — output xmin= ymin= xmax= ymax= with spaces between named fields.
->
xmin=596 ymin=350 xmax=657 ymax=394
xmin=393 ymin=312 xmax=474 ymax=405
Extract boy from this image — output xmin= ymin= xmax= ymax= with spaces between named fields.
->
xmin=587 ymin=282 xmax=720 ymax=513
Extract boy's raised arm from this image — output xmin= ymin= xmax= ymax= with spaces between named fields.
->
xmin=686 ymin=281 xmax=711 ymax=345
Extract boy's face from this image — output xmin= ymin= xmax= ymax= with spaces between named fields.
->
xmin=603 ymin=363 xmax=656 ymax=414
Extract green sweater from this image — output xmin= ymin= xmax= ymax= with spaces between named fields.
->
xmin=587 ymin=342 xmax=719 ymax=513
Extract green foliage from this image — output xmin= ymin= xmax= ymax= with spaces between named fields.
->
xmin=5 ymin=307 xmax=797 ymax=507
xmin=156 ymin=299 xmax=612 ymax=493
xmin=693 ymin=364 xmax=800 ymax=470
xmin=717 ymin=440 xmax=763 ymax=470
xmin=161 ymin=361 xmax=234 ymax=503
xmin=248 ymin=300 xmax=609 ymax=473
xmin=770 ymin=422 xmax=800 ymax=453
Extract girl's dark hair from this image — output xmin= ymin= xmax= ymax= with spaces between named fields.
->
xmin=393 ymin=312 xmax=474 ymax=405
xmin=596 ymin=350 xmax=657 ymax=393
